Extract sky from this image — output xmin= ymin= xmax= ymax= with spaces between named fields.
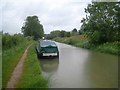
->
xmin=1 ymin=0 xmax=92 ymax=34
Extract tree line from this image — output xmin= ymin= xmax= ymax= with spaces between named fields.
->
xmin=45 ymin=28 xmax=82 ymax=39
xmin=21 ymin=2 xmax=120 ymax=45
xmin=80 ymin=2 xmax=120 ymax=45
xmin=45 ymin=2 xmax=120 ymax=45
xmin=21 ymin=15 xmax=81 ymax=40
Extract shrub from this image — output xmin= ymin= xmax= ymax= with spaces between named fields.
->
xmin=2 ymin=33 xmax=30 ymax=50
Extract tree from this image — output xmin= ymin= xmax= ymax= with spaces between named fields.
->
xmin=66 ymin=32 xmax=71 ymax=37
xmin=72 ymin=28 xmax=78 ymax=35
xmin=50 ymin=30 xmax=61 ymax=38
xmin=60 ymin=30 xmax=66 ymax=37
xmin=78 ymin=30 xmax=82 ymax=35
xmin=81 ymin=2 xmax=120 ymax=44
xmin=21 ymin=15 xmax=44 ymax=40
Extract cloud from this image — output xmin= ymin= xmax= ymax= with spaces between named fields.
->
xmin=2 ymin=0 xmax=91 ymax=34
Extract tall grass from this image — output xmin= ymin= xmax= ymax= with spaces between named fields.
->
xmin=2 ymin=37 xmax=32 ymax=88
xmin=53 ymin=35 xmax=119 ymax=55
xmin=95 ymin=41 xmax=120 ymax=55
xmin=16 ymin=44 xmax=48 ymax=88
xmin=53 ymin=35 xmax=89 ymax=48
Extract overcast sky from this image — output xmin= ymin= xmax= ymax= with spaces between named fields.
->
xmin=1 ymin=0 xmax=92 ymax=34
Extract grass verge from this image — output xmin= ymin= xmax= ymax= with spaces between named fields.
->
xmin=53 ymin=35 xmax=119 ymax=55
xmin=16 ymin=44 xmax=48 ymax=88
xmin=2 ymin=40 xmax=32 ymax=88
xmin=53 ymin=35 xmax=88 ymax=48
xmin=95 ymin=41 xmax=120 ymax=55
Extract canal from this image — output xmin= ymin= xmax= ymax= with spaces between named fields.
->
xmin=39 ymin=42 xmax=118 ymax=88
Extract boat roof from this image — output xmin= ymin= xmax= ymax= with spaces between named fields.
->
xmin=39 ymin=40 xmax=57 ymax=47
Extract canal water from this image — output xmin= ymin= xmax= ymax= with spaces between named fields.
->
xmin=39 ymin=42 xmax=118 ymax=88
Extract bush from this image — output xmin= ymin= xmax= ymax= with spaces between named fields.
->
xmin=2 ymin=33 xmax=31 ymax=50
xmin=95 ymin=41 xmax=120 ymax=55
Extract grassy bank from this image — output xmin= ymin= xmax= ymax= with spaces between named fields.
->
xmin=2 ymin=38 xmax=32 ymax=88
xmin=53 ymin=35 xmax=119 ymax=55
xmin=16 ymin=44 xmax=48 ymax=88
xmin=53 ymin=35 xmax=88 ymax=48
xmin=95 ymin=41 xmax=119 ymax=55
xmin=53 ymin=35 xmax=89 ymax=48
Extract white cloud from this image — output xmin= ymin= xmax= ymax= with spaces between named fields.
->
xmin=2 ymin=0 xmax=91 ymax=34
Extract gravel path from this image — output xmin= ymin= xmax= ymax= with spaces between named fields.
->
xmin=6 ymin=45 xmax=31 ymax=88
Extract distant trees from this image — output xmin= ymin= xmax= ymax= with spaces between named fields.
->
xmin=66 ymin=32 xmax=71 ymax=37
xmin=45 ymin=30 xmax=61 ymax=39
xmin=60 ymin=30 xmax=66 ymax=37
xmin=72 ymin=28 xmax=78 ymax=36
xmin=21 ymin=16 xmax=44 ymax=40
xmin=45 ymin=27 xmax=82 ymax=39
xmin=80 ymin=2 xmax=120 ymax=44
xmin=45 ymin=30 xmax=71 ymax=39
xmin=78 ymin=30 xmax=82 ymax=35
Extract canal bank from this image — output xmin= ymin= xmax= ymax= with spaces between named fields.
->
xmin=53 ymin=35 xmax=119 ymax=56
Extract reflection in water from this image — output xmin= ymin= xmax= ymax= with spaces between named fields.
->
xmin=39 ymin=57 xmax=59 ymax=73
xmin=84 ymin=52 xmax=118 ymax=88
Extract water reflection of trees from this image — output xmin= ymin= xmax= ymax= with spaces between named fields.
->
xmin=84 ymin=52 xmax=118 ymax=88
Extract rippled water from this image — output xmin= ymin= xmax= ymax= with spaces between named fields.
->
xmin=39 ymin=42 xmax=118 ymax=88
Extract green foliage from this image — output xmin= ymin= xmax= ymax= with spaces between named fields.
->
xmin=53 ymin=35 xmax=88 ymax=46
xmin=17 ymin=44 xmax=48 ymax=88
xmin=66 ymin=32 xmax=71 ymax=37
xmin=78 ymin=30 xmax=82 ymax=35
xmin=2 ymin=33 xmax=27 ymax=50
xmin=60 ymin=30 xmax=66 ymax=37
xmin=95 ymin=41 xmax=120 ymax=55
xmin=45 ymin=30 xmax=61 ymax=39
xmin=81 ymin=2 xmax=120 ymax=44
xmin=71 ymin=28 xmax=78 ymax=36
xmin=46 ymin=30 xmax=71 ymax=39
xmin=22 ymin=16 xmax=44 ymax=40
xmin=2 ymin=36 xmax=32 ymax=88
xmin=54 ymin=35 xmax=119 ymax=55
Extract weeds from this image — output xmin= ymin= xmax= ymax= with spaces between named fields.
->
xmin=53 ymin=35 xmax=119 ymax=55
xmin=2 ymin=35 xmax=33 ymax=88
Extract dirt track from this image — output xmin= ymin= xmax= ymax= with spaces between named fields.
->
xmin=6 ymin=45 xmax=31 ymax=88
